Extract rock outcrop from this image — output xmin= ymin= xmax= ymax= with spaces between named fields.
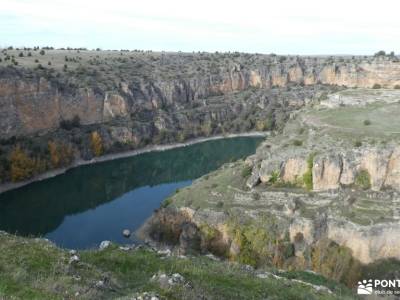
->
xmin=289 ymin=216 xmax=400 ymax=264
xmin=249 ymin=145 xmax=400 ymax=192
xmin=313 ymin=154 xmax=343 ymax=191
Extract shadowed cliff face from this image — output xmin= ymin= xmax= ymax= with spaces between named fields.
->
xmin=1 ymin=52 xmax=400 ymax=138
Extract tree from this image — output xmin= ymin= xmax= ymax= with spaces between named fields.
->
xmin=10 ymin=146 xmax=35 ymax=182
xmin=48 ymin=141 xmax=60 ymax=167
xmin=374 ymin=50 xmax=386 ymax=57
xmin=48 ymin=141 xmax=73 ymax=168
xmin=90 ymin=131 xmax=103 ymax=156
xmin=39 ymin=50 xmax=45 ymax=55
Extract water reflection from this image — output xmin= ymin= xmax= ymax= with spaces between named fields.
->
xmin=0 ymin=137 xmax=263 ymax=248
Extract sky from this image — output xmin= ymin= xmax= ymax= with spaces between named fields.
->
xmin=1 ymin=0 xmax=400 ymax=55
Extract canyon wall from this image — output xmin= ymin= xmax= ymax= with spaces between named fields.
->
xmin=2 ymin=55 xmax=400 ymax=138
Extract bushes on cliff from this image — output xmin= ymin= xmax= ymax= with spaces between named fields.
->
xmin=354 ymin=170 xmax=371 ymax=190
xmin=227 ymin=215 xmax=292 ymax=268
xmin=302 ymin=153 xmax=315 ymax=191
xmin=311 ymin=238 xmax=361 ymax=286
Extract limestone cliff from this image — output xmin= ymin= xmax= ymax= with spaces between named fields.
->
xmin=250 ymin=145 xmax=400 ymax=192
xmin=2 ymin=53 xmax=400 ymax=138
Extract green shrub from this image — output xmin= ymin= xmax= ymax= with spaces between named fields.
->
xmin=292 ymin=139 xmax=303 ymax=146
xmin=302 ymin=153 xmax=315 ymax=191
xmin=227 ymin=215 xmax=290 ymax=268
xmin=311 ymin=238 xmax=361 ymax=286
xmin=354 ymin=140 xmax=362 ymax=147
xmin=355 ymin=170 xmax=371 ymax=190
xmin=269 ymin=170 xmax=280 ymax=184
xmin=372 ymin=83 xmax=381 ymax=89
xmin=241 ymin=165 xmax=252 ymax=178
xmin=363 ymin=119 xmax=371 ymax=126
xmin=374 ymin=50 xmax=386 ymax=57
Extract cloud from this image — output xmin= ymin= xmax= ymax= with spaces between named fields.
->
xmin=1 ymin=0 xmax=400 ymax=54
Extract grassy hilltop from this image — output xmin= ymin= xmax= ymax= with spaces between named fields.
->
xmin=0 ymin=232 xmax=355 ymax=300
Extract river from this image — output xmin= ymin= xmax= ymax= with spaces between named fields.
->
xmin=0 ymin=136 xmax=263 ymax=249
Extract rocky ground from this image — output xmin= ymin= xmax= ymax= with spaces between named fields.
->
xmin=141 ymin=87 xmax=400 ymax=294
xmin=0 ymin=231 xmax=356 ymax=299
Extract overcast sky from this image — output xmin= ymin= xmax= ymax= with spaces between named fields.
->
xmin=2 ymin=0 xmax=400 ymax=55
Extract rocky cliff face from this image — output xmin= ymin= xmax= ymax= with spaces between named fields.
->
xmin=0 ymin=77 xmax=104 ymax=137
xmin=1 ymin=53 xmax=400 ymax=138
xmin=249 ymin=145 xmax=400 ymax=192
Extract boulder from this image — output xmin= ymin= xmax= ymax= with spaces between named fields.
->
xmin=69 ymin=255 xmax=80 ymax=264
xmin=122 ymin=229 xmax=131 ymax=238
xmin=246 ymin=168 xmax=260 ymax=188
xmin=259 ymin=159 xmax=282 ymax=183
xmin=99 ymin=240 xmax=111 ymax=250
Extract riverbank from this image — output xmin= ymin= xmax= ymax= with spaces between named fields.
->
xmin=0 ymin=131 xmax=268 ymax=194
